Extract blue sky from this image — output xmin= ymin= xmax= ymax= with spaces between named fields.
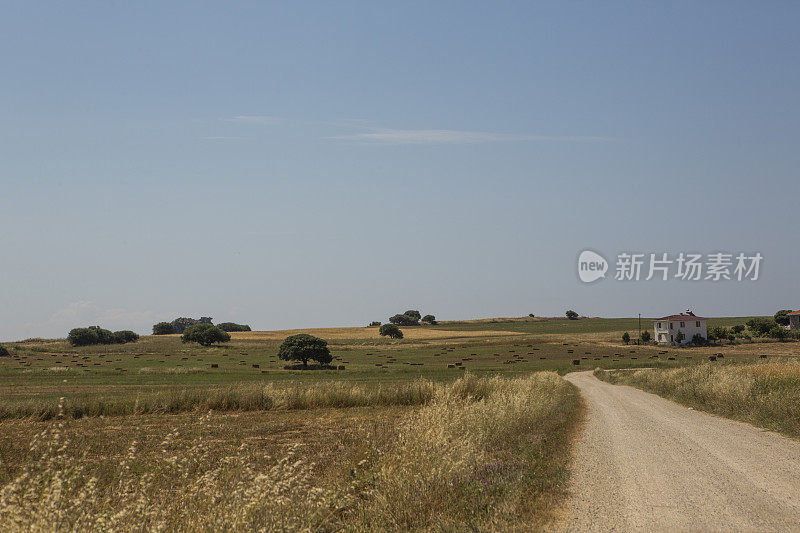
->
xmin=1 ymin=2 xmax=798 ymax=340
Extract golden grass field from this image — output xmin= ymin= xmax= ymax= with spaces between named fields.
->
xmin=0 ymin=373 xmax=582 ymax=531
xmin=596 ymin=359 xmax=800 ymax=438
xmin=1 ymin=316 xmax=797 ymax=530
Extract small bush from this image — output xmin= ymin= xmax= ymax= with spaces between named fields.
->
xmin=731 ymin=324 xmax=745 ymax=335
xmin=181 ymin=324 xmax=231 ymax=347
xmin=369 ymin=321 xmax=381 ymax=327
xmin=68 ymin=328 xmax=99 ymax=346
xmin=217 ymin=322 xmax=252 ymax=332
xmin=379 ymin=324 xmax=403 ymax=339
xmin=640 ymin=330 xmax=651 ymax=343
xmin=690 ymin=334 xmax=708 ymax=346
xmin=0 ymin=346 xmax=9 ymax=357
xmin=621 ymin=332 xmax=630 ymax=344
xmin=421 ymin=315 xmax=437 ymax=325
xmin=769 ymin=326 xmax=790 ymax=341
xmin=747 ymin=317 xmax=776 ymax=336
xmin=113 ymin=330 xmax=140 ymax=344
xmin=565 ymin=310 xmax=579 ymax=320
xmin=152 ymin=322 xmax=175 ymax=335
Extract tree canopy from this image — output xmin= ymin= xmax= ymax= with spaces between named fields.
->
xmin=278 ymin=334 xmax=332 ymax=367
xmin=181 ymin=324 xmax=231 ymax=347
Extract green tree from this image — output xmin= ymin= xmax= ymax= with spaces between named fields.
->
xmin=622 ymin=332 xmax=630 ymax=344
xmin=404 ymin=310 xmax=422 ymax=321
xmin=379 ymin=323 xmax=403 ymax=339
xmin=640 ymin=330 xmax=651 ymax=343
xmin=217 ymin=322 xmax=252 ymax=332
xmin=68 ymin=327 xmax=99 ymax=346
xmin=731 ymin=325 xmax=745 ymax=335
xmin=746 ymin=317 xmax=776 ymax=336
xmin=113 ymin=330 xmax=139 ymax=344
xmin=421 ymin=314 xmax=437 ymax=325
xmin=389 ymin=314 xmax=419 ymax=326
xmin=675 ymin=330 xmax=686 ymax=344
xmin=181 ymin=324 xmax=231 ymax=347
xmin=774 ymin=310 xmax=792 ymax=327
xmin=566 ymin=310 xmax=579 ymax=320
xmin=152 ymin=322 xmax=175 ymax=335
xmin=278 ymin=334 xmax=332 ymax=367
xmin=769 ymin=326 xmax=789 ymax=341
xmin=691 ymin=334 xmax=707 ymax=346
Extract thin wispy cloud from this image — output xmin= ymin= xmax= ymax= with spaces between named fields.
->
xmin=228 ymin=115 xmax=278 ymax=124
xmin=329 ymin=129 xmax=617 ymax=145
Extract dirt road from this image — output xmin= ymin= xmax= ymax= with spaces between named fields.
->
xmin=563 ymin=370 xmax=800 ymax=531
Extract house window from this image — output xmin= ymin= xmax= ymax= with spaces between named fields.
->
xmin=680 ymin=321 xmax=685 ymax=327
xmin=696 ymin=321 xmax=700 ymax=327
xmin=657 ymin=322 xmax=661 ymax=328
xmin=670 ymin=323 xmax=673 ymax=329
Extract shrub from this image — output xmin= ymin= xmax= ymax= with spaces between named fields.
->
xmin=389 ymin=314 xmax=419 ymax=326
xmin=152 ymin=322 xmax=175 ymax=335
xmin=404 ymin=310 xmax=421 ymax=321
xmin=113 ymin=331 xmax=140 ymax=344
xmin=640 ymin=330 xmax=651 ymax=343
xmin=421 ymin=314 xmax=437 ymax=325
xmin=731 ymin=325 xmax=745 ymax=335
xmin=746 ymin=317 xmax=776 ymax=336
xmin=181 ymin=324 xmax=231 ymax=347
xmin=565 ymin=310 xmax=579 ymax=320
xmin=379 ymin=324 xmax=404 ymax=339
xmin=675 ymin=330 xmax=685 ymax=344
xmin=774 ymin=310 xmax=792 ymax=327
xmin=0 ymin=346 xmax=9 ymax=357
xmin=67 ymin=327 xmax=99 ymax=346
xmin=690 ymin=334 xmax=708 ymax=346
xmin=769 ymin=326 xmax=790 ymax=341
xmin=171 ymin=317 xmax=213 ymax=334
xmin=217 ymin=322 xmax=252 ymax=332
xmin=369 ymin=321 xmax=381 ymax=327
xmin=708 ymin=326 xmax=729 ymax=342
xmin=622 ymin=332 xmax=630 ymax=344
xmin=277 ymin=334 xmax=331 ymax=367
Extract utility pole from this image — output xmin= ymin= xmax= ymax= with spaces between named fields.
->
xmin=638 ymin=313 xmax=641 ymax=344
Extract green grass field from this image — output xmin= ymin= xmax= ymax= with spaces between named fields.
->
xmin=0 ymin=316 xmax=777 ymax=415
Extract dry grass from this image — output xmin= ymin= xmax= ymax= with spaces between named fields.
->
xmin=595 ymin=359 xmax=800 ymax=438
xmin=0 ymin=380 xmax=443 ymax=421
xmin=228 ymin=327 xmax=521 ymax=341
xmin=0 ymin=372 xmax=583 ymax=531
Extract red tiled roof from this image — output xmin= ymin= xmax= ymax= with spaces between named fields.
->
xmin=654 ymin=314 xmax=707 ymax=321
xmin=788 ymin=310 xmax=800 ymax=316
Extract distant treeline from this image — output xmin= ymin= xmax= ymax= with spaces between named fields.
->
xmin=152 ymin=317 xmax=251 ymax=335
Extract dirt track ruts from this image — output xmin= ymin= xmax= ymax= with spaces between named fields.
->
xmin=564 ymin=370 xmax=800 ymax=532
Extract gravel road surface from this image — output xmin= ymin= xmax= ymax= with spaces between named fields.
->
xmin=563 ymin=370 xmax=800 ymax=532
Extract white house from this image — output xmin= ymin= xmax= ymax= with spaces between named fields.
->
xmin=654 ymin=309 xmax=707 ymax=345
xmin=789 ymin=310 xmax=800 ymax=331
